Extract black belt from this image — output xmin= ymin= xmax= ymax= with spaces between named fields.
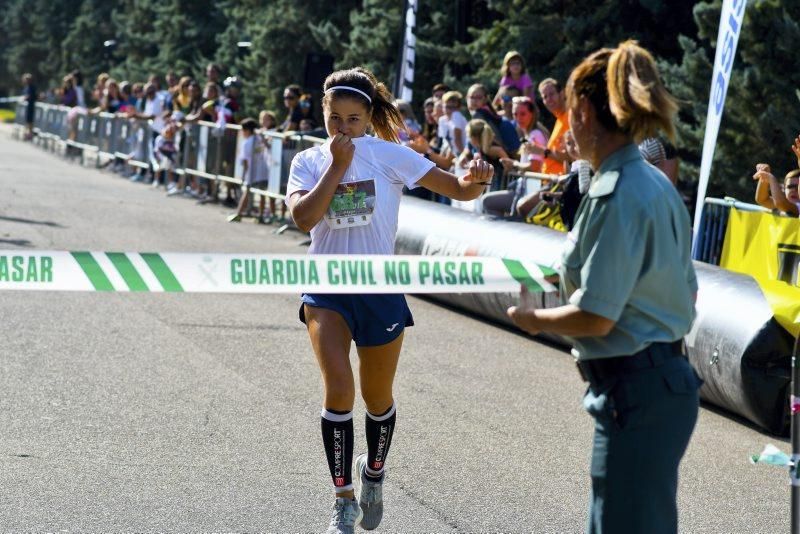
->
xmin=576 ymin=340 xmax=686 ymax=385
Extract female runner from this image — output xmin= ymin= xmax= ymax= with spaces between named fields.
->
xmin=286 ymin=67 xmax=493 ymax=533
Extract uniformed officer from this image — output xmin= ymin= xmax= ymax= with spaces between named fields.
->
xmin=508 ymin=40 xmax=702 ymax=534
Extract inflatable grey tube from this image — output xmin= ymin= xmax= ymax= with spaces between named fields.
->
xmin=396 ymin=197 xmax=794 ymax=435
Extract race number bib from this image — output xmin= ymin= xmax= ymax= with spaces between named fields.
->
xmin=325 ymin=178 xmax=376 ymax=229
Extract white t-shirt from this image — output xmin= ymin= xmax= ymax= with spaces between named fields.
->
xmin=286 ymin=136 xmax=435 ymax=255
xmin=144 ymin=95 xmax=165 ymax=134
xmin=437 ymin=111 xmax=467 ymax=152
xmin=522 ymin=128 xmax=548 ymax=164
xmin=239 ymin=135 xmax=270 ymax=185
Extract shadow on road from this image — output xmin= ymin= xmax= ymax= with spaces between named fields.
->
xmin=0 ymin=238 xmax=31 ymax=246
xmin=0 ymin=214 xmax=63 ymax=227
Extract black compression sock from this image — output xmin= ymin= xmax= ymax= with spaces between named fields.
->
xmin=364 ymin=402 xmax=396 ymax=482
xmin=321 ymin=408 xmax=354 ymax=493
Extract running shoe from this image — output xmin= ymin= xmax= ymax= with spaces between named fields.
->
xmin=324 ymin=497 xmax=362 ymax=534
xmin=227 ymin=213 xmax=241 ymax=223
xmin=355 ymin=453 xmax=384 ymax=530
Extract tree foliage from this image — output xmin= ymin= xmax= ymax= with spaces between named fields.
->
xmin=0 ymin=0 xmax=797 ymax=201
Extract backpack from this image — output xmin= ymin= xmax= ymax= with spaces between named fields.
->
xmin=525 ymin=181 xmax=567 ymax=232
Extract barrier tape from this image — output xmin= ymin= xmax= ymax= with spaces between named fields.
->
xmin=0 ymin=251 xmax=558 ymax=294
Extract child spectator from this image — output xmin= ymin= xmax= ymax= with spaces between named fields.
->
xmin=153 ymin=122 xmax=181 ymax=196
xmin=459 ymin=118 xmax=509 ymax=187
xmin=439 ymin=90 xmax=468 ymax=155
xmin=228 ymin=118 xmax=271 ymax=223
xmin=298 ymin=93 xmax=314 ymax=122
xmin=133 ymin=83 xmax=167 ymax=185
xmin=754 ymin=164 xmax=800 ymax=217
xmin=492 ymin=51 xmax=534 ymax=109
xmin=495 ymin=85 xmax=521 ymax=118
xmin=259 ymin=110 xmax=277 ymax=130
xmin=299 ymin=118 xmax=318 ymax=132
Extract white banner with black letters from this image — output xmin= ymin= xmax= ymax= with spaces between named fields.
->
xmin=693 ymin=0 xmax=747 ymax=249
xmin=395 ymin=0 xmax=417 ymax=103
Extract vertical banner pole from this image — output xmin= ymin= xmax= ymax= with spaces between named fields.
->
xmin=394 ymin=0 xmax=417 ymax=103
xmin=691 ymin=0 xmax=747 ymax=254
xmin=792 ymin=334 xmax=800 ymax=534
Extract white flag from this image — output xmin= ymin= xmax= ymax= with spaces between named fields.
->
xmin=395 ymin=0 xmax=417 ymax=103
xmin=693 ymin=0 xmax=747 ymax=250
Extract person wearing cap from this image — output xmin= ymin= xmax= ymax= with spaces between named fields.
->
xmin=222 ymin=76 xmax=243 ymax=124
xmin=508 ymin=41 xmax=701 ymax=533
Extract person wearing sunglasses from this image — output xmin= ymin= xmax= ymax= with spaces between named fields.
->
xmin=280 ymin=84 xmax=304 ymax=132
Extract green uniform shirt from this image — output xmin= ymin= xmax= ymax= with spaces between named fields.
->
xmin=560 ymin=143 xmax=697 ymax=360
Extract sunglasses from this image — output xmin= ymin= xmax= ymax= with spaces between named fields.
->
xmin=283 ymin=95 xmax=297 ymax=100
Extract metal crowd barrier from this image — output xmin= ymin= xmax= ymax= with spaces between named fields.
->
xmin=13 ymin=102 xmax=331 ymax=204
xmin=692 ymin=197 xmax=772 ymax=265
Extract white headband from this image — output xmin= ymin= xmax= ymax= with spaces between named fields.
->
xmin=325 ymin=85 xmax=372 ymax=103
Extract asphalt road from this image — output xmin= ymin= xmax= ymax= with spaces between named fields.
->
xmin=0 ymin=129 xmax=790 ymax=533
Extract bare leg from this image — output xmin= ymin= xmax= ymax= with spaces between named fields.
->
xmin=235 ymin=186 xmax=250 ymax=216
xmin=356 ymin=333 xmax=403 ymax=415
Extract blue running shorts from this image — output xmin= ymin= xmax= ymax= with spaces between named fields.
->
xmin=299 ymin=293 xmax=414 ymax=347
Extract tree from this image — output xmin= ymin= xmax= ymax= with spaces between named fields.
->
xmin=665 ymin=0 xmax=800 ymax=201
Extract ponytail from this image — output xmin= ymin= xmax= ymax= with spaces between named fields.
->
xmin=567 ymin=40 xmax=677 ymax=142
xmin=322 ymin=67 xmax=404 ymax=143
xmin=607 ymin=41 xmax=677 ymax=142
xmin=466 ymin=119 xmax=496 ymax=155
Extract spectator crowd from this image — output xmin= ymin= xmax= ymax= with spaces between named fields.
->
xmin=22 ymin=45 xmax=791 ymax=234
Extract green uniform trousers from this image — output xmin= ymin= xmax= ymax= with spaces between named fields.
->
xmin=582 ymin=346 xmax=701 ymax=534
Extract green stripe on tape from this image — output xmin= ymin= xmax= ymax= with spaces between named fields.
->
xmin=140 ymin=253 xmax=183 ymax=292
xmin=106 ymin=252 xmax=149 ymax=292
xmin=70 ymin=251 xmax=114 ymax=291
xmin=502 ymin=258 xmax=544 ymax=293
xmin=539 ymin=265 xmax=558 ymax=277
